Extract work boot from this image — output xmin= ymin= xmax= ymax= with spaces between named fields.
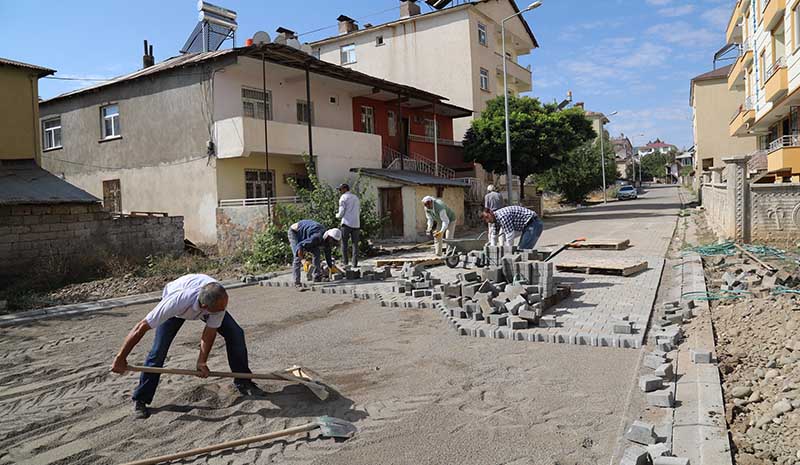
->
xmin=235 ymin=381 xmax=266 ymax=397
xmin=133 ymin=400 xmax=150 ymax=419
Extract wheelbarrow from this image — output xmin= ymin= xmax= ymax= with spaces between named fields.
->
xmin=443 ymin=233 xmax=488 ymax=269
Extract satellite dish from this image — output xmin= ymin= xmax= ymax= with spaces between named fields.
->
xmin=286 ymin=38 xmax=301 ymax=49
xmin=253 ymin=31 xmax=271 ymax=45
xmin=274 ymin=34 xmax=286 ymax=45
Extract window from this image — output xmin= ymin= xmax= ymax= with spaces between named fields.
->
xmin=388 ymin=110 xmax=397 ymax=137
xmin=100 ymin=104 xmax=120 ymax=139
xmin=759 ymin=49 xmax=766 ymax=86
xmin=297 ymin=100 xmax=314 ymax=124
xmin=244 ymin=169 xmax=275 ymax=199
xmin=42 ymin=117 xmax=62 ymax=150
xmin=479 ymin=68 xmax=489 ymax=91
xmin=376 ymin=35 xmax=384 ymax=46
xmin=423 ymin=119 xmax=441 ymax=138
xmin=360 ymin=106 xmax=375 ymax=134
xmin=478 ymin=22 xmax=487 ymax=46
xmin=340 ymin=44 xmax=356 ymax=64
xmin=242 ymin=87 xmax=272 ymax=120
xmin=794 ymin=4 xmax=800 ymax=51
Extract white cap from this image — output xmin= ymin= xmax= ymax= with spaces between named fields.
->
xmin=422 ymin=196 xmax=435 ymax=205
xmin=487 ymin=184 xmax=495 ymax=192
xmin=323 ymin=228 xmax=342 ymax=241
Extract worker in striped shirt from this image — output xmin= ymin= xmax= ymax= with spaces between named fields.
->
xmin=481 ymin=205 xmax=544 ymax=250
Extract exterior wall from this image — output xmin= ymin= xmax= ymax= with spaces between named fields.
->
xmin=412 ymin=185 xmax=466 ymax=232
xmin=0 ymin=66 xmax=41 ymax=161
xmin=751 ymin=184 xmax=800 ymax=244
xmin=216 ymin=204 xmax=272 ymax=256
xmin=351 ymin=96 xmax=456 ymax=150
xmin=0 ymin=203 xmax=184 ymax=279
xmin=692 ymin=78 xmax=758 ymax=172
xmin=217 ymin=155 xmax=306 ymax=200
xmin=701 ymin=183 xmax=731 ymax=238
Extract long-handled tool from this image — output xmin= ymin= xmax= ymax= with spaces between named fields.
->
xmin=545 ymin=237 xmax=587 ymax=262
xmin=128 ymin=365 xmax=330 ymax=401
xmin=120 ymin=416 xmax=357 ymax=465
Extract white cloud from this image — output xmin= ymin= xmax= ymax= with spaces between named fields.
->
xmin=645 ymin=0 xmax=672 ymax=5
xmin=658 ymin=5 xmax=695 ymax=17
xmin=647 ymin=21 xmax=718 ymax=46
xmin=701 ymin=4 xmax=731 ymax=30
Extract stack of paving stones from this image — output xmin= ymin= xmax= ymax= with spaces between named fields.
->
xmin=379 ymin=262 xmax=442 ymax=309
xmin=706 ymin=254 xmax=799 ymax=297
xmin=621 ymin=419 xmax=689 ymax=465
xmin=260 ymin=265 xmax=391 ymax=291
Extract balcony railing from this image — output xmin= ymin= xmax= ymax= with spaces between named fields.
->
xmin=218 ymin=196 xmax=300 ymax=207
xmin=730 ymin=96 xmax=756 ymax=122
xmin=408 ymin=134 xmax=463 ymax=147
xmin=744 ymin=95 xmax=755 ymax=109
xmin=382 ymin=146 xmax=457 ymax=179
xmin=765 ymin=56 xmax=786 ymax=82
xmin=768 ymin=133 xmax=799 ymax=153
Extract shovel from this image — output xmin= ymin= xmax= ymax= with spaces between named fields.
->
xmin=127 ymin=365 xmax=330 ymax=401
xmin=119 ymin=416 xmax=357 ymax=465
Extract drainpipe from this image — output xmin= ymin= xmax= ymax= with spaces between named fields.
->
xmin=305 ymin=66 xmax=314 ymax=170
xmin=433 ymin=103 xmax=439 ymax=177
xmin=261 ymin=52 xmax=271 ymax=220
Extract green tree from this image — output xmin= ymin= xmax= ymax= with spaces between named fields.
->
xmin=539 ymin=136 xmax=618 ymax=204
xmin=641 ymin=152 xmax=670 ymax=181
xmin=463 ymin=96 xmax=596 ymax=199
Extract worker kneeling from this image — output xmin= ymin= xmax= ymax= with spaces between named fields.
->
xmin=288 ymin=220 xmax=341 ymax=286
xmin=422 ymin=196 xmax=456 ymax=256
xmin=110 ymin=274 xmax=258 ymax=419
xmin=481 ymin=205 xmax=544 ymax=250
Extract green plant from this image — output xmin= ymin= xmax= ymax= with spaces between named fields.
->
xmin=245 ymin=155 xmax=385 ymax=269
xmin=538 ymin=138 xmax=618 ymax=204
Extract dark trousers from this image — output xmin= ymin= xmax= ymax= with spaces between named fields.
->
xmin=131 ymin=313 xmax=251 ymax=404
xmin=341 ymin=224 xmax=360 ymax=266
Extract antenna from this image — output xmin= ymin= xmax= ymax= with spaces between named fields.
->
xmin=425 ymin=0 xmax=453 ymax=9
xmin=252 ymin=31 xmax=271 ymax=45
xmin=181 ymin=1 xmax=238 ymax=54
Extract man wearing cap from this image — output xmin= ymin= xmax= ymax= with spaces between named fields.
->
xmin=422 ymin=196 xmax=456 ymax=256
xmin=481 ymin=205 xmax=544 ymax=250
xmin=288 ymin=220 xmax=341 ymax=286
xmin=336 ymin=183 xmax=361 ymax=267
xmin=484 ymin=185 xmax=505 ymax=246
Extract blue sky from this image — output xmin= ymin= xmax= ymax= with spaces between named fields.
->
xmin=0 ymin=0 xmax=734 ymax=148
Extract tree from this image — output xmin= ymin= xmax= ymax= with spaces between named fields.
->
xmin=641 ymin=152 xmax=670 ymax=181
xmin=463 ymin=96 xmax=596 ymax=199
xmin=538 ymin=136 xmax=618 ymax=204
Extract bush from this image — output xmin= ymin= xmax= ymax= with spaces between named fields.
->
xmin=245 ymin=156 xmax=385 ymax=269
xmin=538 ymin=140 xmax=617 ymax=204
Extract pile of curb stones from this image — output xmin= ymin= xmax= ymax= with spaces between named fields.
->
xmin=330 ymin=265 xmax=393 ymax=282
xmin=705 ymin=254 xmax=799 ymax=297
xmin=620 ymin=420 xmax=688 ymax=465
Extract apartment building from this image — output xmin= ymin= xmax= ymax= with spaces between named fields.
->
xmin=38 ymin=43 xmax=468 ymax=244
xmin=726 ymin=0 xmax=800 ymax=182
xmin=611 ymin=134 xmax=634 ymax=178
xmin=310 ymin=0 xmax=538 ymax=144
xmin=690 ymin=65 xmax=757 ymax=177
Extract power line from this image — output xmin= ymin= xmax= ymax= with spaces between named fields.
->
xmin=298 ymin=4 xmax=400 ymax=38
xmin=41 ymin=153 xmax=210 ymax=171
xmin=43 ymin=76 xmax=111 ymax=82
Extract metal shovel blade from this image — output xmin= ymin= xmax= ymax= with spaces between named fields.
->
xmin=315 ymin=416 xmax=357 ymax=438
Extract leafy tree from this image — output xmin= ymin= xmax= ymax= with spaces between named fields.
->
xmin=246 ymin=155 xmax=384 ymax=269
xmin=463 ymin=96 xmax=596 ymax=199
xmin=641 ymin=152 xmax=670 ymax=181
xmin=538 ymin=136 xmax=618 ymax=204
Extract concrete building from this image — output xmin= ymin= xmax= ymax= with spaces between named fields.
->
xmin=636 ymin=139 xmax=678 ymax=157
xmin=612 ymin=134 xmax=634 ymax=178
xmin=725 ymin=0 xmax=800 ymax=182
xmin=690 ymin=64 xmax=758 ymax=178
xmin=39 ymin=43 xmax=469 ymax=245
xmin=0 ymin=58 xmax=55 ymax=163
xmin=310 ymin=0 xmax=538 ymax=154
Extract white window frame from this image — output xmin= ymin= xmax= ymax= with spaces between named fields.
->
xmin=340 ymin=44 xmax=357 ymax=65
xmin=244 ymin=169 xmax=275 ymax=199
xmin=42 ymin=116 xmax=62 ymax=150
xmin=479 ymin=68 xmax=490 ymax=91
xmin=242 ymin=87 xmax=273 ymax=120
xmin=478 ymin=22 xmax=487 ymax=47
xmin=100 ymin=104 xmax=120 ymax=139
xmin=361 ymin=106 xmax=375 ymax=134
xmin=423 ymin=119 xmax=440 ymax=138
xmin=388 ymin=110 xmax=397 ymax=137
xmin=297 ymin=99 xmax=314 ymax=124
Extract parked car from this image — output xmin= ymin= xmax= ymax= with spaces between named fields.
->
xmin=617 ymin=185 xmax=638 ymax=200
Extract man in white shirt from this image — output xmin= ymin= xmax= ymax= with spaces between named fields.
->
xmin=422 ymin=196 xmax=457 ymax=256
xmin=110 ymin=274 xmax=257 ymax=419
xmin=336 ymin=183 xmax=361 ymax=267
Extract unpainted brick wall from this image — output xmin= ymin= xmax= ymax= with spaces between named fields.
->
xmin=0 ymin=203 xmax=184 ymax=278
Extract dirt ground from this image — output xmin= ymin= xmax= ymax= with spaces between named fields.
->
xmin=1 ymin=285 xmax=641 ymax=465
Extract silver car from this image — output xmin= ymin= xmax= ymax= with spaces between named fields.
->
xmin=617 ymin=185 xmax=638 ymax=200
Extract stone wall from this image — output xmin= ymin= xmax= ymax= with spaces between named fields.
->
xmin=701 ymin=184 xmax=730 ymax=239
xmin=216 ymin=205 xmax=272 ymax=256
xmin=751 ymin=184 xmax=800 ymax=245
xmin=0 ymin=203 xmax=184 ymax=278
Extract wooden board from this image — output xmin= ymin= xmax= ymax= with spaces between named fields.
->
xmin=375 ymin=256 xmax=444 ymax=268
xmin=556 ymin=260 xmax=648 ymax=277
xmin=569 ymin=239 xmax=630 ymax=250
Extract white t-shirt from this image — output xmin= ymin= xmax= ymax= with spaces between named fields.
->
xmin=144 ymin=274 xmax=226 ymax=329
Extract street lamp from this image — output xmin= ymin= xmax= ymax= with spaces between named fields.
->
xmin=502 ymin=1 xmax=542 ymax=205
xmin=599 ymin=110 xmax=617 ymax=204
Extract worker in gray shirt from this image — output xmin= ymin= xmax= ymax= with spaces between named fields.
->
xmin=484 ymin=184 xmax=505 ymax=245
xmin=336 ymin=183 xmax=361 ymax=267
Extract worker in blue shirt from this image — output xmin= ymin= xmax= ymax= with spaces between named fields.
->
xmin=288 ymin=220 xmax=341 ymax=287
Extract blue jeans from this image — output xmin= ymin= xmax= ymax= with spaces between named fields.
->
xmin=289 ymin=229 xmax=321 ymax=284
xmin=131 ymin=312 xmax=251 ymax=404
xmin=518 ymin=217 xmax=544 ymax=250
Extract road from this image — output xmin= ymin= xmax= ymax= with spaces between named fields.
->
xmin=0 ymin=186 xmax=682 ymax=465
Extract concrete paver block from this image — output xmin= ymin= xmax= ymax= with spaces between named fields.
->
xmin=653 ymin=457 xmax=689 ymax=465
xmin=539 ymin=315 xmax=557 ymax=328
xmin=640 ymin=375 xmax=663 ymax=392
xmin=655 ymin=362 xmax=674 ymax=380
xmin=620 ymin=445 xmax=649 ymax=465
xmin=507 ymin=316 xmax=528 ymax=330
xmin=487 ymin=314 xmax=508 ymax=326
xmin=613 ymin=321 xmax=633 ymax=334
xmin=644 ymin=353 xmax=666 ymax=369
xmin=647 ymin=443 xmax=670 ymax=459
xmin=624 ymin=420 xmax=658 ymax=445
xmin=647 ymin=388 xmax=675 ymax=407
xmin=690 ymin=350 xmax=712 ymax=364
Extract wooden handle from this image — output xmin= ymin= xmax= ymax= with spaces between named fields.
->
xmin=127 ymin=365 xmax=286 ymax=381
xmin=119 ymin=423 xmax=318 ymax=465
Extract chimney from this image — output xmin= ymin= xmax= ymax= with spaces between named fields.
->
xmin=275 ymin=26 xmax=298 ymax=43
xmin=400 ymin=0 xmax=421 ymax=18
xmin=338 ymin=15 xmax=358 ymax=34
xmin=142 ymin=40 xmax=155 ymax=68
xmin=574 ymin=102 xmax=585 ymax=110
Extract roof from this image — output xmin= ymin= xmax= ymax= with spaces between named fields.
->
xmin=311 ymin=0 xmax=539 ymax=48
xmin=43 ymin=43 xmax=472 ymax=116
xmin=0 ymin=160 xmax=99 ymax=205
xmin=585 ymin=110 xmax=610 ymax=124
xmin=0 ymin=57 xmax=55 ymax=77
xmin=351 ymin=168 xmax=470 ymax=187
xmin=691 ymin=65 xmax=732 ymax=83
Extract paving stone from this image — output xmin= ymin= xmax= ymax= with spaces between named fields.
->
xmin=432 ymin=292 xmax=443 ymax=301
xmin=443 ymin=283 xmax=461 ymax=297
xmin=613 ymin=321 xmax=633 ymax=334
xmin=620 ymin=445 xmax=649 ymax=465
xmin=639 ymin=375 xmax=663 ymax=392
xmin=504 ymin=295 xmax=528 ymax=315
xmin=507 ymin=316 xmax=528 ymax=330
xmin=476 ymin=280 xmax=497 ymax=295
xmin=646 ymin=388 xmax=675 ymax=407
xmin=461 ymin=282 xmax=481 ymax=299
xmin=411 ymin=290 xmax=426 ymax=298
xmin=517 ymin=308 xmax=540 ymax=322
xmin=624 ymin=420 xmax=658 ymax=445
xmin=472 ymin=312 xmax=484 ymax=321
xmin=690 ymin=349 xmax=712 ymax=364
xmin=644 ymin=353 xmax=666 ymax=369
xmin=646 ymin=443 xmax=670 ymax=459
xmin=487 ymin=314 xmax=508 ymax=326
xmin=653 ymin=458 xmax=689 ymax=465
xmin=462 ymin=271 xmax=480 ymax=282
xmin=539 ymin=315 xmax=557 ymax=328
xmin=655 ymin=362 xmax=674 ymax=380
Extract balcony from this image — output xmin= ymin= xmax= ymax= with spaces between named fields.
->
xmin=495 ymin=52 xmax=532 ymax=93
xmin=764 ymin=57 xmax=788 ymax=102
xmin=726 ymin=1 xmax=742 ymax=44
xmin=727 ymin=45 xmax=751 ymax=90
xmin=763 ymin=0 xmax=786 ymax=31
xmin=729 ymin=96 xmax=756 ymax=137
xmin=768 ymin=134 xmax=800 ymax=174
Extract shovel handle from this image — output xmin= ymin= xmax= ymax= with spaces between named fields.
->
xmin=128 ymin=365 xmax=288 ymax=382
xmin=120 ymin=422 xmax=319 ymax=465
